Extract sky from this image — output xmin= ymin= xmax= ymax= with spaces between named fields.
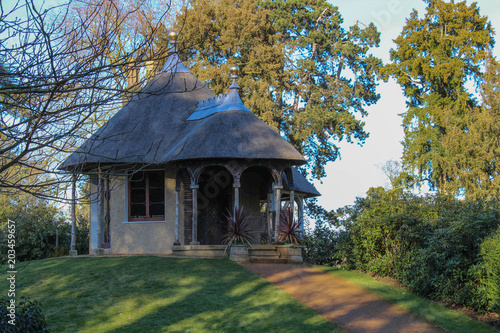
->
xmin=312 ymin=0 xmax=500 ymax=212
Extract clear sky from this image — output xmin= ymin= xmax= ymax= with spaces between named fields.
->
xmin=313 ymin=0 xmax=500 ymax=211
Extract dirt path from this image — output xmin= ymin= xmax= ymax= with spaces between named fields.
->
xmin=242 ymin=263 xmax=447 ymax=333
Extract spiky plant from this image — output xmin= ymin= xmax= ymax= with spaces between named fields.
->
xmin=222 ymin=207 xmax=255 ymax=252
xmin=278 ymin=207 xmax=303 ymax=245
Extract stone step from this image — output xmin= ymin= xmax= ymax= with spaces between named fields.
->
xmin=249 ymin=250 xmax=280 ymax=257
xmin=250 ymin=257 xmax=290 ymax=264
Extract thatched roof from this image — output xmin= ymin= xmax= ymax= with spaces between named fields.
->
xmin=284 ymin=168 xmax=321 ymax=198
xmin=60 ymin=56 xmax=305 ymax=171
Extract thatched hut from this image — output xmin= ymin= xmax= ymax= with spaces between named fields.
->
xmin=61 ymin=31 xmax=319 ymax=258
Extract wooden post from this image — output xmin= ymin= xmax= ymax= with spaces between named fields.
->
xmin=274 ymin=184 xmax=283 ymax=242
xmin=190 ymin=183 xmax=200 ymax=245
xmin=174 ymin=184 xmax=181 ymax=245
xmin=267 ymin=192 xmax=273 ymax=243
xmin=96 ymin=170 xmax=104 ymax=253
xmin=233 ymin=180 xmax=241 ymax=213
xmin=297 ymin=196 xmax=304 ymax=224
xmin=71 ymin=174 xmax=77 ymax=252
xmin=290 ymin=187 xmax=295 ymax=220
xmin=104 ymin=175 xmax=110 ymax=247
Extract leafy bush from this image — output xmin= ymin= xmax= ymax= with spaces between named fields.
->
xmin=302 ymin=220 xmax=353 ymax=267
xmin=0 ymin=194 xmax=89 ymax=262
xmin=481 ymin=226 xmax=500 ymax=313
xmin=327 ymin=188 xmax=500 ymax=312
xmin=0 ymin=297 xmax=50 ymax=332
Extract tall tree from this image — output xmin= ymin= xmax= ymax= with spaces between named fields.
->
xmin=381 ymin=0 xmax=494 ymax=195
xmin=172 ymin=0 xmax=382 ymax=179
xmin=442 ymin=57 xmax=500 ymax=199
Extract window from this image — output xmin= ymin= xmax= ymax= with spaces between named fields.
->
xmin=129 ymin=171 xmax=165 ymax=221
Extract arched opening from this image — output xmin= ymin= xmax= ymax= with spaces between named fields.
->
xmin=240 ymin=166 xmax=274 ymax=244
xmin=196 ymin=166 xmax=233 ymax=245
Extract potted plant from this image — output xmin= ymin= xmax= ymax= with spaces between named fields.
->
xmin=277 ymin=207 xmax=304 ymax=262
xmin=222 ymin=207 xmax=255 ymax=262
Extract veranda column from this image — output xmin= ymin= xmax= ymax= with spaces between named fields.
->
xmin=297 ymin=196 xmax=304 ymax=224
xmin=190 ymin=183 xmax=200 ymax=245
xmin=70 ymin=174 xmax=78 ymax=256
xmin=266 ymin=192 xmax=273 ymax=243
xmin=96 ymin=169 xmax=104 ymax=254
xmin=174 ymin=184 xmax=181 ymax=245
xmin=233 ymin=179 xmax=241 ymax=213
xmin=290 ymin=185 xmax=295 ymax=218
xmin=274 ymin=184 xmax=283 ymax=241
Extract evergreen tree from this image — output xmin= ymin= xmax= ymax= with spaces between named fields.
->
xmin=381 ymin=0 xmax=494 ymax=195
xmin=444 ymin=58 xmax=500 ymax=199
xmin=172 ymin=0 xmax=382 ymax=178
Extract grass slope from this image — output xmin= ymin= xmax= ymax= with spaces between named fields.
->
xmin=319 ymin=266 xmax=498 ymax=333
xmin=1 ymin=257 xmax=337 ymax=333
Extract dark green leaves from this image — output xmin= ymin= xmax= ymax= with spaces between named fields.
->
xmin=173 ymin=0 xmax=382 ymax=179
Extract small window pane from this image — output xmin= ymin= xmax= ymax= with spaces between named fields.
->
xmin=131 ymin=189 xmax=146 ymax=203
xmin=130 ymin=172 xmax=146 ymax=189
xmin=149 ymin=188 xmax=164 ymax=203
xmin=149 ymin=172 xmax=164 ymax=188
xmin=131 ymin=204 xmax=146 ymax=218
xmin=149 ymin=203 xmax=164 ymax=217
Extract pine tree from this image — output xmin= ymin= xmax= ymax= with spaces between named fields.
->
xmin=381 ymin=0 xmax=494 ymax=195
xmin=444 ymin=58 xmax=500 ymax=199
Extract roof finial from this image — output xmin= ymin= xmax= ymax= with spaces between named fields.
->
xmin=168 ymin=30 xmax=179 ymax=52
xmin=229 ymin=64 xmax=240 ymax=89
xmin=160 ymin=29 xmax=189 ymax=73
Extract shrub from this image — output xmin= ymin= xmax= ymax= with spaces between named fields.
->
xmin=481 ymin=226 xmax=500 ymax=313
xmin=222 ymin=207 xmax=255 ymax=250
xmin=278 ymin=208 xmax=303 ymax=245
xmin=0 ymin=297 xmax=50 ymax=332
xmin=302 ymin=220 xmax=352 ymax=267
xmin=331 ymin=188 xmax=500 ymax=312
xmin=0 ymin=194 xmax=89 ymax=262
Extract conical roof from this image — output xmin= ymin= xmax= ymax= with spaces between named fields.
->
xmin=60 ymin=68 xmax=215 ymax=170
xmin=60 ymin=48 xmax=305 ymax=171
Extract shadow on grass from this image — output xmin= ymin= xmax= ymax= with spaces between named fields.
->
xmin=1 ymin=257 xmax=335 ymax=332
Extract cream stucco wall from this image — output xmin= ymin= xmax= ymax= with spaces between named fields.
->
xmin=105 ymin=167 xmax=177 ymax=254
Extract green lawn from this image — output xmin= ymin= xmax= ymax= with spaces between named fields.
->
xmin=1 ymin=257 xmax=338 ymax=333
xmin=318 ymin=266 xmax=498 ymax=333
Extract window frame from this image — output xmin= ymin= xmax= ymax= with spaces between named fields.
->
xmin=128 ymin=170 xmax=165 ymax=222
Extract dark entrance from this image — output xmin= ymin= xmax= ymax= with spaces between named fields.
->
xmin=197 ymin=167 xmax=233 ymax=245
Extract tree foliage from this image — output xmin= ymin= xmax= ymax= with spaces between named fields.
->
xmin=0 ymin=193 xmax=89 ymax=262
xmin=444 ymin=58 xmax=500 ymax=200
xmin=381 ymin=0 xmax=495 ymax=196
xmin=173 ymin=0 xmax=382 ymax=178
xmin=326 ymin=187 xmax=500 ymax=313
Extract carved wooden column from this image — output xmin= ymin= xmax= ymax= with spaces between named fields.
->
xmin=174 ymin=183 xmax=181 ymax=245
xmin=267 ymin=192 xmax=273 ymax=242
xmin=190 ymin=183 xmax=200 ymax=245
xmin=233 ymin=176 xmax=241 ymax=213
xmin=96 ymin=169 xmax=104 ymax=253
xmin=297 ymin=196 xmax=304 ymax=224
xmin=274 ymin=184 xmax=283 ymax=241
xmin=70 ymin=174 xmax=78 ymax=255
